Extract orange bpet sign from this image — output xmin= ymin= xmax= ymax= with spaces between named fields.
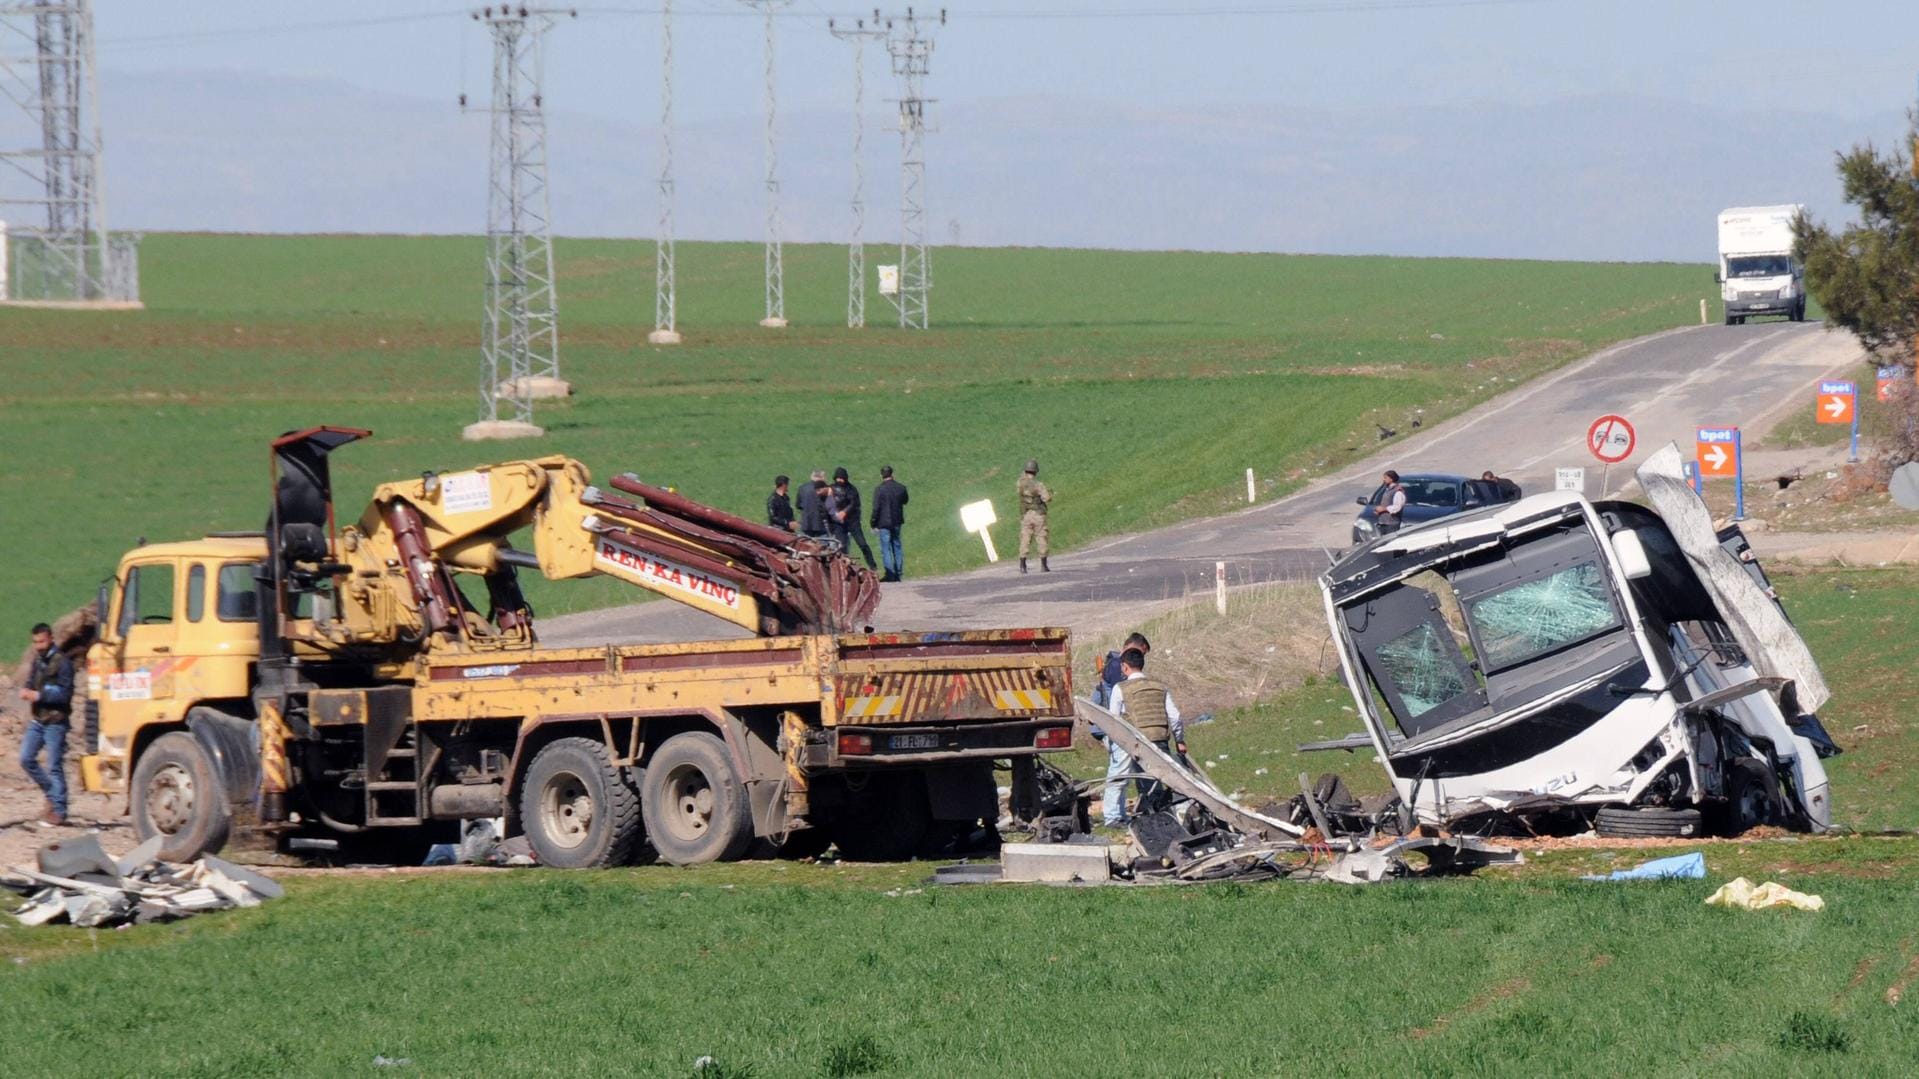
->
xmin=595 ymin=538 xmax=743 ymax=609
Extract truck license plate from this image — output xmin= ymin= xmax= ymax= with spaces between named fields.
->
xmin=888 ymin=733 xmax=941 ymax=750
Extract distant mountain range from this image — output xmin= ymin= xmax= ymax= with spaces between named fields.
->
xmin=82 ymin=67 xmax=1907 ymax=262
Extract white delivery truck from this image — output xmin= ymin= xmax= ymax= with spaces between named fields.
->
xmin=1717 ymin=205 xmax=1806 ymax=325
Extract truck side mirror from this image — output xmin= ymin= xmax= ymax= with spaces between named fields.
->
xmin=1713 ymin=272 xmax=1723 ymax=284
xmin=96 ymin=577 xmax=113 ymax=626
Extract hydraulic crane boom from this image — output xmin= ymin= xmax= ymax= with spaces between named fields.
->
xmin=267 ymin=433 xmax=879 ymax=652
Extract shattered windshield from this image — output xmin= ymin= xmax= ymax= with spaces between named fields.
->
xmin=1466 ymin=562 xmax=1619 ymax=670
xmin=1377 ymin=622 xmax=1471 ymax=718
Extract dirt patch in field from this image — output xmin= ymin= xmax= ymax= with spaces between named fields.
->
xmin=1408 ymin=976 xmax=1532 ymax=1039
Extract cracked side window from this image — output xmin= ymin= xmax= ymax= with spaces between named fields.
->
xmin=1466 ymin=562 xmax=1618 ymax=671
xmin=1377 ymin=621 xmax=1470 ymax=718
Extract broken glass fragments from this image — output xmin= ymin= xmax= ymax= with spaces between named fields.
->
xmin=1467 ymin=562 xmax=1616 ymax=669
xmin=1377 ymin=621 xmax=1469 ymax=717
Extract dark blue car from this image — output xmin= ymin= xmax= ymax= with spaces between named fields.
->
xmin=1351 ymin=473 xmax=1519 ymax=544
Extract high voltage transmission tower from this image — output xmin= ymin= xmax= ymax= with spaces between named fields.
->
xmin=741 ymin=0 xmax=790 ymax=329
xmin=882 ymin=7 xmax=942 ymax=330
xmin=463 ymin=5 xmax=573 ymax=441
xmin=0 ymin=0 xmax=137 ymax=305
xmin=647 ymin=0 xmax=681 ymax=345
xmin=828 ymin=16 xmax=885 ymax=330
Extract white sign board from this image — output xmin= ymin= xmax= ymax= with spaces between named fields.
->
xmin=440 ymin=470 xmax=495 ymax=514
xmin=877 ymin=264 xmax=900 ymax=296
xmin=1555 ymin=467 xmax=1585 ymax=492
xmin=960 ymin=499 xmax=999 ymax=563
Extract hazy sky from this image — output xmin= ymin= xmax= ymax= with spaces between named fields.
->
xmin=91 ymin=1 xmax=1919 ymax=127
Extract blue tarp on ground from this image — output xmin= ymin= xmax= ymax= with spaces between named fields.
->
xmin=1581 ymin=851 xmax=1707 ymax=881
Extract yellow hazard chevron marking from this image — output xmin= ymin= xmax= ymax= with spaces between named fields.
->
xmin=993 ymin=688 xmax=1053 ymax=710
xmin=843 ymin=695 xmax=904 ymax=718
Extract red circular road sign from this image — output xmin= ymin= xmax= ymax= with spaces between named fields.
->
xmin=1587 ymin=414 xmax=1636 ymax=463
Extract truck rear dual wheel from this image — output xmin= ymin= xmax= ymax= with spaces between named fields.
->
xmin=520 ymin=737 xmax=646 ymax=869
xmin=131 ymin=731 xmax=233 ymax=862
xmin=640 ymin=732 xmax=754 ymax=866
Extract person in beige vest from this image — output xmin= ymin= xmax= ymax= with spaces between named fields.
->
xmin=1108 ymin=647 xmax=1184 ymax=816
xmin=1016 ymin=458 xmax=1051 ymax=574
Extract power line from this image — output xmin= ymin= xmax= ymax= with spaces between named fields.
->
xmin=829 ymin=15 xmax=886 ymax=329
xmin=649 ymin=0 xmax=681 ymax=344
xmin=881 ymin=5 xmax=942 ymax=331
xmin=741 ymin=0 xmax=791 ymax=329
xmin=0 ymin=0 xmax=137 ymax=304
xmin=92 ymin=10 xmax=470 ymax=51
xmin=465 ymin=5 xmax=574 ymax=440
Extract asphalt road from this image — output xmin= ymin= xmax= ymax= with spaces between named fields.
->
xmin=546 ymin=320 xmax=1859 ymax=646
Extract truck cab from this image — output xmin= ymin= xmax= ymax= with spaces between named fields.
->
xmin=1717 ymin=204 xmax=1806 ymax=325
xmin=83 ymin=538 xmax=267 ymax=792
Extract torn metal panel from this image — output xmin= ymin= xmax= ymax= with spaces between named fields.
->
xmin=1074 ymin=697 xmax=1303 ymax=842
xmin=1636 ymin=444 xmax=1830 ymax=710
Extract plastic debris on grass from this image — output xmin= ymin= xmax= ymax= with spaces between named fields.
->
xmin=3 ymin=834 xmax=282 ymax=928
xmin=1704 ymin=877 xmax=1825 ymax=911
xmin=1580 ymin=851 xmax=1707 ymax=881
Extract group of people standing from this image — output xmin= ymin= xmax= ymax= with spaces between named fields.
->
xmin=767 ymin=467 xmax=911 ymax=582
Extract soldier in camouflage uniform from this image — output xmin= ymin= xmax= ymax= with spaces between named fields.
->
xmin=1016 ymin=458 xmax=1052 ymax=574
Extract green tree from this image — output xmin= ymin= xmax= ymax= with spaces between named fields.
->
xmin=1795 ymin=120 xmax=1919 ymax=364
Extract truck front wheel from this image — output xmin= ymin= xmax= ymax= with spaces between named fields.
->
xmin=640 ymin=732 xmax=754 ymax=866
xmin=131 ymin=731 xmax=232 ymax=862
xmin=519 ymin=737 xmax=645 ymax=869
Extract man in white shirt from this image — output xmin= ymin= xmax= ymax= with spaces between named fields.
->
xmin=1373 ymin=470 xmax=1408 ymax=534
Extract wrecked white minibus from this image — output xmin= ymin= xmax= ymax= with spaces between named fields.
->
xmin=1319 ymin=445 xmax=1838 ymax=838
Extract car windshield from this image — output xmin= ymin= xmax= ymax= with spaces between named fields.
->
xmin=1728 ymin=255 xmax=1791 ymax=279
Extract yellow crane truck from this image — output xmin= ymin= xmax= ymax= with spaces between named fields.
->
xmin=78 ymin=427 xmax=1075 ymax=867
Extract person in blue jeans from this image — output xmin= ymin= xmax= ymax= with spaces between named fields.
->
xmin=869 ymin=465 xmax=910 ymax=582
xmin=1090 ymin=632 xmax=1150 ymax=826
xmin=18 ymin=621 xmax=75 ymax=826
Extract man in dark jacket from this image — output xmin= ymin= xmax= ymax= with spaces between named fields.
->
xmin=1091 ymin=632 xmax=1150 ymax=826
xmin=18 ymin=621 xmax=75 ymax=826
xmin=767 ymin=475 xmax=796 ymax=532
xmin=870 ymin=466 xmax=909 ymax=581
xmin=796 ymin=470 xmax=830 ymax=540
xmin=829 ymin=467 xmax=878 ymax=570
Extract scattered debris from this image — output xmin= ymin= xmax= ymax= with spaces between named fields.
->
xmin=1580 ymin=851 xmax=1707 ymax=882
xmin=1705 ymin=877 xmax=1825 ymax=912
xmin=985 ymin=700 xmax=1520 ymax=887
xmin=3 ymin=834 xmax=281 ymax=928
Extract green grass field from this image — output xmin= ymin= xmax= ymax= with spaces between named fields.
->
xmin=0 ymin=234 xmax=1706 ymax=621
xmin=5 ymin=850 xmax=1919 ymax=1073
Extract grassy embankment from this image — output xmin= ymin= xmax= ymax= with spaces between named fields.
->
xmin=0 ymin=234 xmax=1705 ymax=620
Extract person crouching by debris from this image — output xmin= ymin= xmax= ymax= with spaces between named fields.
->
xmin=18 ymin=621 xmax=75 ymax=826
xmin=1109 ymin=646 xmax=1183 ymax=816
xmin=1092 ymin=633 xmax=1151 ymax=826
xmin=1373 ymin=470 xmax=1407 ymax=534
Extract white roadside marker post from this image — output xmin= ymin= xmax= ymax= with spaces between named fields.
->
xmin=1700 ymin=299 xmax=1708 ymax=325
xmin=960 ymin=499 xmax=999 ymax=563
xmin=1215 ymin=561 xmax=1227 ymax=615
xmin=1245 ymin=468 xmax=1256 ymax=503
